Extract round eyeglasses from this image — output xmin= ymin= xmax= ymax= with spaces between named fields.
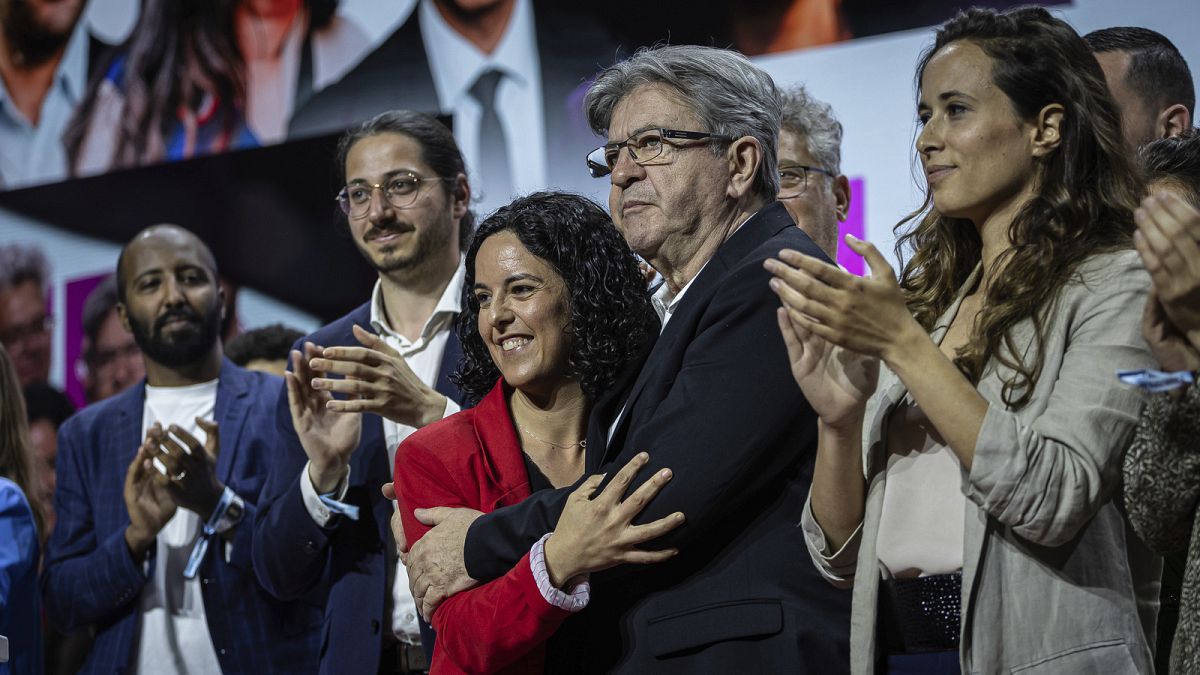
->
xmin=586 ymin=128 xmax=735 ymax=178
xmin=336 ymin=173 xmax=451 ymax=219
xmin=777 ymin=164 xmax=835 ymax=199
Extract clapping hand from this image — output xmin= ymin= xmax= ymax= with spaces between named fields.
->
xmin=123 ymin=439 xmax=178 ymax=557
xmin=309 ymin=325 xmax=447 ymax=429
xmin=286 ymin=341 xmax=362 ymax=492
xmin=145 ymin=419 xmax=225 ymax=519
xmin=1135 ymin=192 xmax=1200 ymax=355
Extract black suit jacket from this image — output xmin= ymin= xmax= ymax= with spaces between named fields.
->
xmin=251 ymin=301 xmax=462 ymax=674
xmin=285 ymin=3 xmax=613 ymax=198
xmin=463 ymin=202 xmax=851 ymax=672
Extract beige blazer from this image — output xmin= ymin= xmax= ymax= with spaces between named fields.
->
xmin=803 ymin=249 xmax=1160 ymax=674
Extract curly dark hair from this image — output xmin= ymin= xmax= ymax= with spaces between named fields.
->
xmin=896 ymin=6 xmax=1142 ymax=409
xmin=453 ymin=192 xmax=657 ymax=406
xmin=225 ymin=324 xmax=305 ymax=367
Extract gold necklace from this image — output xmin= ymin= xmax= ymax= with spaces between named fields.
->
xmin=518 ymin=423 xmax=586 ymax=450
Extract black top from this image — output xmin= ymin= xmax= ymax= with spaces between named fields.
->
xmin=521 ymin=452 xmax=555 ymax=493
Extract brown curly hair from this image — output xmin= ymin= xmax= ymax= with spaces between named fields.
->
xmin=896 ymin=6 xmax=1143 ymax=408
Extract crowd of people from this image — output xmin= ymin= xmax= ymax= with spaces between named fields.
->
xmin=1 ymin=5 xmax=1199 ymax=675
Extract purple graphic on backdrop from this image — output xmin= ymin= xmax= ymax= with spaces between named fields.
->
xmin=64 ymin=274 xmax=107 ymax=408
xmin=836 ymin=177 xmax=866 ymax=275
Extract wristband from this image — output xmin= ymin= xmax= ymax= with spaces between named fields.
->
xmin=1116 ymin=368 xmax=1196 ymax=393
xmin=184 ymin=486 xmax=238 ymax=579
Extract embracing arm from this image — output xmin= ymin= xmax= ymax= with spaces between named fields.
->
xmin=467 ymin=256 xmax=815 ymax=580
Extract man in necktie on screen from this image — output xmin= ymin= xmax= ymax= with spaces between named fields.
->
xmin=41 ymin=224 xmax=320 ymax=673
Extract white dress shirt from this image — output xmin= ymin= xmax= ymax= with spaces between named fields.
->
xmin=419 ymin=0 xmax=546 ymax=216
xmin=299 ymin=265 xmax=464 ymax=644
xmin=0 ymin=21 xmax=88 ymax=188
xmin=129 ymin=380 xmax=223 ymax=675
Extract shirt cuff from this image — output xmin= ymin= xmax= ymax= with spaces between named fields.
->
xmin=801 ymin=494 xmax=862 ymax=583
xmin=529 ymin=533 xmax=590 ymax=612
xmin=300 ymin=461 xmax=351 ymax=527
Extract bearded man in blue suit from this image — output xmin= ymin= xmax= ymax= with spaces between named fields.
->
xmin=42 ymin=224 xmax=321 ymax=673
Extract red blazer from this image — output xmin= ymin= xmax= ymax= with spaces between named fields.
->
xmin=395 ymin=379 xmax=573 ymax=674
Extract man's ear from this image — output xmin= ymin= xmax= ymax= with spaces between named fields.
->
xmin=726 ymin=136 xmax=763 ymax=200
xmin=117 ymin=302 xmax=131 ymax=333
xmin=450 ymin=173 xmax=471 ymax=221
xmin=833 ymin=175 xmax=852 ymax=221
xmin=1157 ymin=103 xmax=1192 ymax=140
xmin=1031 ymin=103 xmax=1065 ymax=158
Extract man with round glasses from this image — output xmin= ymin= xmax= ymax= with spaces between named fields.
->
xmin=253 ymin=110 xmax=472 ymax=675
xmin=777 ymin=86 xmax=852 ymax=260
xmin=408 ymin=44 xmax=851 ymax=672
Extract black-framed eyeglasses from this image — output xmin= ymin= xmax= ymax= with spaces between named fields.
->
xmin=336 ymin=173 xmax=451 ymax=219
xmin=777 ymin=164 xmax=835 ymax=199
xmin=586 ymin=128 xmax=735 ymax=178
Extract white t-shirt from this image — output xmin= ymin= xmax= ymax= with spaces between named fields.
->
xmin=129 ymin=380 xmax=223 ymax=675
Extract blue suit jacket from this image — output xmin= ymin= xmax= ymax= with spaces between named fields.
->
xmin=42 ymin=359 xmax=322 ymax=674
xmin=252 ymin=301 xmax=462 ymax=674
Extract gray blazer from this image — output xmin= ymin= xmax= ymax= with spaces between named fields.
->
xmin=802 ymin=249 xmax=1160 ymax=674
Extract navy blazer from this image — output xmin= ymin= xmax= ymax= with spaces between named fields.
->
xmin=252 ymin=301 xmax=462 ymax=674
xmin=42 ymin=359 xmax=321 ymax=674
xmin=463 ymin=202 xmax=852 ymax=673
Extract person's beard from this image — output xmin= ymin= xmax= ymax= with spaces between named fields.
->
xmin=1 ymin=0 xmax=79 ymax=67
xmin=128 ymin=303 xmax=222 ymax=368
xmin=358 ymin=216 xmax=451 ymax=275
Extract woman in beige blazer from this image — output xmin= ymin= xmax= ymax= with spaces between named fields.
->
xmin=765 ymin=7 xmax=1158 ymax=674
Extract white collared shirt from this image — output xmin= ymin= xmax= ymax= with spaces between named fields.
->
xmin=419 ymin=0 xmax=546 ymax=216
xmin=0 ymin=21 xmax=88 ymax=188
xmin=299 ymin=264 xmax=465 ymax=644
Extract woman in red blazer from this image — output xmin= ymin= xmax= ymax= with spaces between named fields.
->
xmin=395 ymin=192 xmax=678 ymax=674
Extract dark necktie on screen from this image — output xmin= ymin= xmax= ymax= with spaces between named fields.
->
xmin=468 ymin=68 xmax=512 ymax=207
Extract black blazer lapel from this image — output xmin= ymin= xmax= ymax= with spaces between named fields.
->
xmin=435 ymin=328 xmax=463 ymax=404
xmin=599 ymin=204 xmax=796 ymax=464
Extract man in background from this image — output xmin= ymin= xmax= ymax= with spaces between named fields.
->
xmin=777 ymin=85 xmax=851 ymax=260
xmin=22 ymin=380 xmax=72 ymax=532
xmin=0 ymin=243 xmax=52 ymax=387
xmin=225 ymin=323 xmax=304 ymax=377
xmin=1085 ymin=26 xmax=1194 ymax=150
xmin=80 ymin=274 xmax=143 ymax=403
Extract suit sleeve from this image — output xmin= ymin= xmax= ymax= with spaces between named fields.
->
xmin=966 ymin=257 xmax=1155 ymax=547
xmin=397 ymin=436 xmax=571 ymax=674
xmin=42 ymin=420 xmax=149 ymax=630
xmin=466 ymin=254 xmax=816 ymax=580
xmin=252 ymin=349 xmax=340 ymax=600
xmin=0 ymin=484 xmax=37 ymax=618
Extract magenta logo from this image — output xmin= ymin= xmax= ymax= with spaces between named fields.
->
xmin=836 ymin=178 xmax=865 ymax=276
